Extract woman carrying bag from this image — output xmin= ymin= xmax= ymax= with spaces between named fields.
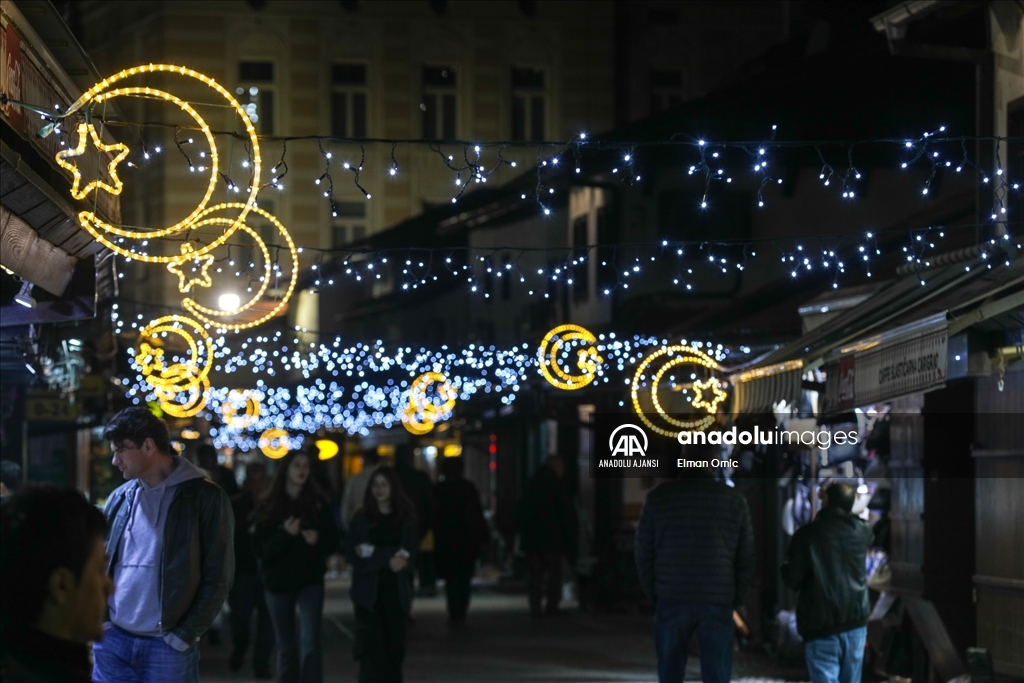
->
xmin=346 ymin=466 xmax=417 ymax=683
xmin=252 ymin=451 xmax=339 ymax=683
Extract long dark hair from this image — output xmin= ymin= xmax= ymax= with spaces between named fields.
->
xmin=361 ymin=465 xmax=414 ymax=526
xmin=254 ymin=451 xmax=325 ymax=527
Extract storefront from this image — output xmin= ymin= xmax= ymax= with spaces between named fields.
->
xmin=730 ymin=252 xmax=1023 ymax=679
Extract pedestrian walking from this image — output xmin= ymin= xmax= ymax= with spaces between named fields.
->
xmin=196 ymin=443 xmax=240 ymax=496
xmin=342 ymin=448 xmax=381 ymax=529
xmin=394 ymin=444 xmax=437 ymax=597
xmin=252 ymin=451 xmax=340 ymax=683
xmin=92 ymin=407 xmax=234 ymax=683
xmin=346 ymin=466 xmax=417 ymax=683
xmin=434 ymin=456 xmax=489 ymax=627
xmin=634 ymin=465 xmax=755 ymax=683
xmin=518 ymin=456 xmax=576 ymax=617
xmin=228 ymin=462 xmax=274 ymax=678
xmin=781 ymin=482 xmax=874 ymax=683
xmin=1 ymin=486 xmax=114 ymax=682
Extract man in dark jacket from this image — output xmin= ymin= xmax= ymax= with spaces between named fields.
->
xmin=228 ymin=462 xmax=273 ymax=677
xmin=635 ymin=468 xmax=755 ymax=683
xmin=93 ymin=407 xmax=234 ymax=683
xmin=1 ymin=486 xmax=114 ymax=683
xmin=519 ymin=456 xmax=577 ymax=617
xmin=395 ymin=444 xmax=437 ymax=597
xmin=434 ymin=456 xmax=490 ymax=626
xmin=782 ymin=482 xmax=873 ymax=683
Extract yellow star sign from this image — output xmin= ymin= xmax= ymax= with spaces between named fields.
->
xmin=167 ymin=243 xmax=216 ymax=293
xmin=54 ymin=123 xmax=130 ymax=200
xmin=690 ymin=376 xmax=728 ymax=414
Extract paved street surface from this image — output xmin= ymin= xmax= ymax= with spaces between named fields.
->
xmin=199 ymin=579 xmax=809 ymax=683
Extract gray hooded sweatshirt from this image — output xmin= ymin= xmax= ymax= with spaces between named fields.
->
xmin=109 ymin=456 xmax=208 ymax=645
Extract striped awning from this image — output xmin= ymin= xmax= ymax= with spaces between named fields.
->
xmin=729 ymin=360 xmax=804 ymax=415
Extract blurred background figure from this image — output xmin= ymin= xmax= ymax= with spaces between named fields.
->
xmin=434 ymin=456 xmax=489 ymax=627
xmin=1 ymin=486 xmax=114 ymax=683
xmin=228 ymin=462 xmax=274 ymax=679
xmin=343 ymin=448 xmax=381 ymax=530
xmin=0 ymin=460 xmax=21 ymax=497
xmin=518 ymin=456 xmax=577 ymax=617
xmin=346 ymin=466 xmax=417 ymax=683
xmin=253 ymin=451 xmax=339 ymax=683
xmin=196 ymin=443 xmax=240 ymax=497
xmin=394 ymin=444 xmax=437 ymax=599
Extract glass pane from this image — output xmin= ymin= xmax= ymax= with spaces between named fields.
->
xmin=423 ymin=66 xmax=456 ymax=87
xmin=511 ymin=67 xmax=544 ymax=89
xmin=352 ymin=225 xmax=367 ymax=241
xmin=512 ymin=96 xmax=526 ymax=141
xmin=259 ymin=90 xmax=274 ymax=135
xmin=239 ymin=61 xmax=274 ymax=82
xmin=572 ymin=216 xmax=588 ymax=302
xmin=334 ymin=201 xmax=366 ymax=217
xmin=422 ymin=94 xmax=437 ymax=139
xmin=332 ymin=92 xmax=348 ymax=137
xmin=332 ymin=63 xmax=366 ymax=85
xmin=442 ymin=95 xmax=456 ymax=140
xmin=332 ymin=225 xmax=347 ymax=247
xmin=530 ymin=96 xmax=544 ymax=142
xmin=353 ymin=93 xmax=367 ymax=138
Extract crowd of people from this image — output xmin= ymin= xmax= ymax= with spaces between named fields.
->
xmin=0 ymin=407 xmax=875 ymax=683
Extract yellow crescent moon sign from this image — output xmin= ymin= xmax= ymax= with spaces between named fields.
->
xmin=631 ymin=346 xmax=724 ymax=437
xmin=538 ymin=324 xmax=603 ymax=390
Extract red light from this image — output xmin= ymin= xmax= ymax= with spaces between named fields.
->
xmin=489 ymin=460 xmax=497 ymax=471
xmin=488 ymin=444 xmax=497 ymax=454
xmin=489 ymin=433 xmax=497 ymax=442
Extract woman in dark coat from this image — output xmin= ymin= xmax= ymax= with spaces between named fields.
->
xmin=346 ymin=466 xmax=417 ymax=683
xmin=433 ymin=456 xmax=489 ymax=626
xmin=252 ymin=451 xmax=339 ymax=683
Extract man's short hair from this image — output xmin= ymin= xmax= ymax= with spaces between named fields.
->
xmin=0 ymin=486 xmax=107 ymax=625
xmin=825 ymin=482 xmax=856 ymax=514
xmin=0 ymin=459 xmax=22 ymax=492
xmin=104 ymin=406 xmax=172 ymax=455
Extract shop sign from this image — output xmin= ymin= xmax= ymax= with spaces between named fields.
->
xmin=26 ymin=394 xmax=79 ymax=422
xmin=854 ymin=321 xmax=947 ymax=407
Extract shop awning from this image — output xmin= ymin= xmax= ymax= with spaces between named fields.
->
xmin=730 ymin=250 xmax=1023 ymax=415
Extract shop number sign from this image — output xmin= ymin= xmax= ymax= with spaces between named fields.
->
xmin=26 ymin=396 xmax=78 ymax=422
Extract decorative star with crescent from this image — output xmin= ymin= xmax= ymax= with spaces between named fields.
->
xmin=167 ymin=243 xmax=216 ymax=293
xmin=54 ymin=123 xmax=131 ymax=200
xmin=690 ymin=377 xmax=728 ymax=414
xmin=134 ymin=342 xmax=166 ymax=376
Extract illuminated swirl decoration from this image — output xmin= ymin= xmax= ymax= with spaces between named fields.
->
xmin=259 ymin=428 xmax=290 ymax=459
xmin=56 ymin=64 xmax=300 ymax=412
xmin=631 ymin=346 xmax=725 ymax=437
xmin=134 ymin=316 xmax=213 ymax=418
xmin=221 ymin=389 xmax=261 ymax=429
xmin=402 ymin=372 xmax=457 ymax=435
xmin=538 ymin=324 xmax=604 ymax=390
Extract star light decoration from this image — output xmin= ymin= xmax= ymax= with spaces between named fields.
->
xmin=54 ymin=122 xmax=130 ymax=200
xmin=56 ymin=64 xmax=299 ymax=417
xmin=167 ymin=243 xmax=216 ymax=293
xmin=690 ymin=377 xmax=728 ymax=414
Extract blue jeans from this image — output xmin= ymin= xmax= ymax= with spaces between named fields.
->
xmin=93 ymin=623 xmax=200 ymax=683
xmin=654 ymin=601 xmax=734 ymax=683
xmin=805 ymin=626 xmax=868 ymax=683
xmin=265 ymin=582 xmax=325 ymax=683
